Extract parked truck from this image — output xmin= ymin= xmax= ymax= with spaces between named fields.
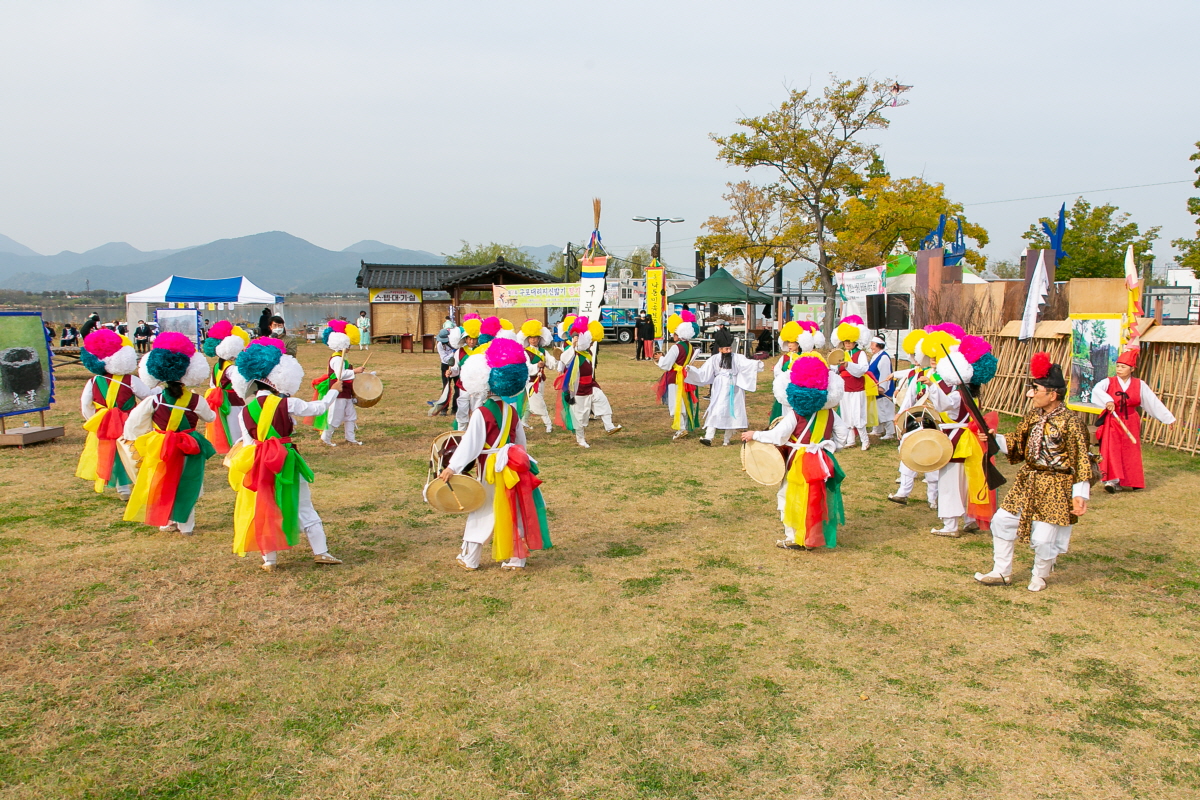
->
xmin=598 ymin=307 xmax=639 ymax=343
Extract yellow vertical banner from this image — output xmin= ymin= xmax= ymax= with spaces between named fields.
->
xmin=645 ymin=263 xmax=664 ymax=339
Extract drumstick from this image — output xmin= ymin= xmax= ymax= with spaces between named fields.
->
xmin=359 ymin=352 xmax=373 ymax=370
xmin=1107 ymin=409 xmax=1139 ymax=444
xmin=444 ymin=480 xmax=465 ymax=511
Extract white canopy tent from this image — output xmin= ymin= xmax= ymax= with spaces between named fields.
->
xmin=125 ymin=276 xmax=283 ymax=330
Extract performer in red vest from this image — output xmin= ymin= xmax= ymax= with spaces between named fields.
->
xmin=1090 ymin=348 xmax=1175 ymax=493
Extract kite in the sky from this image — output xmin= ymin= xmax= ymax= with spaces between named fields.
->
xmin=888 ymin=82 xmax=912 ymax=106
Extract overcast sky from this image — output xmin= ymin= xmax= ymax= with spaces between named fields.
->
xmin=1 ymin=1 xmax=1197 ymax=281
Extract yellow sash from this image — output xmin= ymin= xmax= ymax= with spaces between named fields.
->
xmin=783 ymin=409 xmax=829 ymax=532
xmin=230 ymin=395 xmax=283 ymax=555
xmin=76 ymin=377 xmax=129 ymax=490
xmin=482 ymin=403 xmax=521 ymax=562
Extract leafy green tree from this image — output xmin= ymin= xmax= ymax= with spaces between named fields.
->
xmin=443 ymin=241 xmax=545 ymax=271
xmin=695 ymin=181 xmax=808 ymax=290
xmin=1022 ymin=198 xmax=1159 ymax=280
xmin=1171 ymin=141 xmax=1200 ymax=276
xmin=712 ymin=75 xmax=906 ymax=335
xmin=987 ymin=259 xmax=1022 ymax=279
xmin=827 ymin=174 xmax=988 ymax=272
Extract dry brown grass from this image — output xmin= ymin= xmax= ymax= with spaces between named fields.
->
xmin=1 ymin=343 xmax=1199 ymax=799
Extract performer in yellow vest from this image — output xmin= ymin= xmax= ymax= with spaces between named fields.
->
xmin=76 ymin=329 xmax=153 ymax=499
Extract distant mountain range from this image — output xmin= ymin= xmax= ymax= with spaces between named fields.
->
xmin=0 ymin=233 xmax=561 ymax=295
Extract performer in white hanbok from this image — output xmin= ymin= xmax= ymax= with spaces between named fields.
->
xmin=687 ymin=328 xmax=764 ymax=446
xmin=519 ymin=319 xmax=557 ymax=434
xmin=887 ymin=328 xmax=938 ymax=509
xmin=555 ymin=318 xmax=622 ymax=448
xmin=833 ymin=315 xmax=872 ymax=450
xmin=655 ymin=311 xmax=700 ymax=439
xmin=867 ymin=336 xmax=896 ymax=440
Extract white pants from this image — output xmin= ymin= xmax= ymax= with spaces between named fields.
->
xmin=456 ymin=390 xmax=485 ymax=431
xmin=525 ymin=385 xmax=552 ymax=431
xmin=164 ymin=507 xmax=196 ymax=533
xmin=263 ymin=480 xmax=328 ymax=563
xmin=873 ymin=396 xmax=895 ymax=437
xmin=459 ymin=540 xmax=526 ymax=570
xmin=322 ymin=397 xmax=358 ymax=443
xmin=988 ymin=508 xmax=1072 ymax=576
xmin=572 ymin=389 xmax=616 ymax=444
xmin=897 ymin=464 xmax=938 ymax=504
xmin=840 ymin=391 xmax=867 ymax=428
xmin=459 ymin=478 xmax=527 ymax=568
xmin=936 ymin=461 xmax=967 ymax=521
xmin=704 ymin=426 xmax=736 ymax=445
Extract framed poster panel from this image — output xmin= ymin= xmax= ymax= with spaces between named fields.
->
xmin=155 ymin=308 xmax=202 ymax=346
xmin=0 ymin=312 xmax=55 ymax=418
xmin=1067 ymin=313 xmax=1123 ymax=413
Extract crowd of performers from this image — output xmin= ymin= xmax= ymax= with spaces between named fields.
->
xmin=71 ymin=307 xmax=1176 ymax=592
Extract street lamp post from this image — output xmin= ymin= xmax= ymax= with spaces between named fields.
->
xmin=632 ymin=216 xmax=684 ymax=261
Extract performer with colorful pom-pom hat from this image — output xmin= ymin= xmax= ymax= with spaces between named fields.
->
xmin=520 ymin=318 xmax=556 ymax=434
xmin=974 ymin=352 xmax=1091 ymax=592
xmin=919 ymin=329 xmax=1001 ymax=536
xmin=769 ymin=321 xmax=824 ymax=425
xmin=834 ymin=315 xmax=872 ymax=450
xmin=1090 ymin=347 xmax=1175 ymax=493
xmin=121 ymin=332 xmax=217 ymax=534
xmin=200 ymin=320 xmax=251 ymax=455
xmin=656 ymin=310 xmax=700 ymax=440
xmin=438 ymin=336 xmax=552 ymax=571
xmin=886 ymin=328 xmax=939 ymax=508
xmin=76 ymin=329 xmax=154 ymax=499
xmin=226 ymin=337 xmax=345 ymax=571
xmin=742 ymin=353 xmax=849 ymax=550
xmin=311 ymin=319 xmax=366 ymax=446
xmin=686 ymin=327 xmax=763 ymax=446
xmin=554 ymin=317 xmax=621 ymax=448
xmin=867 ymin=336 xmax=896 ymax=440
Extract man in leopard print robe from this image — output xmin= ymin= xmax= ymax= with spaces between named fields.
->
xmin=974 ymin=357 xmax=1091 ymax=592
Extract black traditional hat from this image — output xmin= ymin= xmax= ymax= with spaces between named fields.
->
xmin=713 ymin=328 xmax=735 ymax=348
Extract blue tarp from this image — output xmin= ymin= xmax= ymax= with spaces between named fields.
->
xmin=125 ymin=276 xmax=283 ymax=304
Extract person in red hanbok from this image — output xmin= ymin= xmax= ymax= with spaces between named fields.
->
xmin=1090 ymin=348 xmax=1176 ymax=493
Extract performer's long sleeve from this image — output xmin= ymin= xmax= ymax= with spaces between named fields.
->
xmin=122 ymin=396 xmax=156 ymax=440
xmin=1139 ymin=382 xmax=1176 ymax=424
xmin=80 ymin=378 xmax=96 ymax=420
xmin=329 ymin=355 xmax=355 ymax=381
xmin=926 ymin=380 xmax=962 ymax=417
xmin=685 ymin=356 xmax=717 ymax=386
xmin=448 ymin=409 xmax=488 ymax=473
xmin=752 ymin=410 xmax=796 ymax=446
xmin=844 ymin=351 xmax=869 ymax=378
xmin=657 ymin=344 xmax=680 ymax=371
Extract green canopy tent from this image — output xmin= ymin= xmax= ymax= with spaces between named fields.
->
xmin=667 ymin=268 xmax=774 ymax=354
xmin=668 ymin=268 xmax=773 ymax=304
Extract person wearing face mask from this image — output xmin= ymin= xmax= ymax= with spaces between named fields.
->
xmin=686 ymin=327 xmax=763 ymax=446
xmin=1090 ymin=348 xmax=1175 ymax=493
xmin=269 ymin=316 xmax=286 ymax=338
xmin=973 ymin=352 xmax=1092 ymax=592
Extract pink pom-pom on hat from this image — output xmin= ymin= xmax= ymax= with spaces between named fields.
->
xmin=797 ymin=320 xmax=819 ymax=332
xmin=327 ymin=319 xmax=348 ymax=334
xmin=927 ymin=322 xmax=965 ymax=339
xmin=153 ymin=331 xmax=196 ymax=357
xmin=83 ymin=329 xmax=123 ymax=359
xmin=249 ymin=336 xmax=287 ymax=355
xmin=481 ymin=316 xmax=502 ymax=336
xmin=570 ymin=316 xmax=590 ymax=334
xmin=462 ymin=313 xmax=481 ymax=321
xmin=958 ymin=335 xmax=991 ymax=364
xmin=484 ymin=336 xmax=525 ymax=368
xmin=790 ymin=354 xmax=829 ymax=390
xmin=841 ymin=315 xmax=864 ymax=325
xmin=208 ymin=320 xmax=233 ymax=339
xmin=681 ymin=310 xmax=696 ymax=323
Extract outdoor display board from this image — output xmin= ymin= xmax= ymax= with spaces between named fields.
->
xmin=1067 ymin=313 xmax=1123 ymax=413
xmin=0 ymin=312 xmax=55 ymax=418
xmin=645 ymin=266 xmax=664 ymax=338
xmin=579 ymin=256 xmax=607 ymax=318
xmin=492 ymin=283 xmax=581 ymax=308
xmin=155 ymin=308 xmax=202 ymax=346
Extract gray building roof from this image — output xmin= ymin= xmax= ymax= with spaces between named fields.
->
xmin=356 ymin=258 xmax=560 ymax=291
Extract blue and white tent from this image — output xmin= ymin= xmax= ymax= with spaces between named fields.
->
xmin=125 ymin=276 xmax=283 ymax=305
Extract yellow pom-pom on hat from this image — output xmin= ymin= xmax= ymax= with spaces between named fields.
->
xmin=499 ymin=318 xmax=514 ymax=331
xmin=463 ymin=318 xmax=482 ymax=338
xmin=119 ymin=334 xmax=134 ymax=348
xmin=588 ymin=320 xmax=604 ymax=341
xmin=779 ymin=321 xmax=801 ymax=343
xmin=561 ymin=315 xmax=576 ymax=333
xmin=520 ymin=319 xmax=542 ymax=338
xmin=231 ymin=325 xmax=251 ymax=347
xmin=666 ymin=313 xmax=682 ymax=334
xmin=902 ymin=328 xmax=927 ymax=356
xmin=920 ymin=330 xmax=958 ymax=360
xmin=798 ymin=350 xmax=828 ymax=367
xmin=835 ymin=322 xmax=860 ymax=344
xmin=345 ymin=324 xmax=361 ymax=345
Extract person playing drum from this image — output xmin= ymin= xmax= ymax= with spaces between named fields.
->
xmin=437 ymin=337 xmax=552 ymax=571
xmin=741 ymin=353 xmax=849 ymax=551
xmin=311 ymin=319 xmax=367 ymax=446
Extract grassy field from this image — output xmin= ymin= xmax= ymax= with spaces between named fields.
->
xmin=2 ymin=343 xmax=1199 ymax=799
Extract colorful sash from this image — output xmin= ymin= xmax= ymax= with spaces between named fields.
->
xmin=480 ymin=399 xmax=551 ymax=562
xmin=230 ymin=395 xmax=315 ymax=556
xmin=781 ymin=409 xmax=845 ymax=548
xmin=204 ymin=360 xmax=234 ymax=454
xmin=654 ymin=342 xmax=699 ymax=431
xmin=964 ymin=411 xmax=999 ymax=527
xmin=75 ymin=375 xmax=136 ymax=492
xmin=124 ymin=390 xmax=216 ymax=527
xmin=555 ymin=351 xmax=588 ymax=431
xmin=308 ymin=354 xmax=351 ymax=431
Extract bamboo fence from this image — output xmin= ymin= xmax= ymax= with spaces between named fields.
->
xmin=980 ymin=321 xmax=1200 ymax=455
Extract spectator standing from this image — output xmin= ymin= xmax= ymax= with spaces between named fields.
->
xmin=133 ymin=320 xmax=153 ymax=353
xmin=258 ymin=308 xmax=272 ymax=337
xmin=80 ymin=313 xmax=100 ymax=338
xmin=356 ymin=310 xmax=371 ymax=350
xmin=43 ymin=320 xmax=56 ymax=342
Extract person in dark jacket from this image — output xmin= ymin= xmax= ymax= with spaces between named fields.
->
xmin=257 ymin=308 xmax=273 ymax=337
xmin=80 ymin=314 xmax=100 ymax=338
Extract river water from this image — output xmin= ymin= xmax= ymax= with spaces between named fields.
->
xmin=13 ymin=303 xmax=372 ymax=332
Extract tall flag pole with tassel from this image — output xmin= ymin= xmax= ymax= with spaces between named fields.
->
xmin=1123 ymin=244 xmax=1143 ymax=350
xmin=579 ymin=198 xmax=608 ymax=318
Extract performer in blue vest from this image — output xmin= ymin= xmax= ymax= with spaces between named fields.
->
xmin=867 ymin=336 xmax=896 ymax=440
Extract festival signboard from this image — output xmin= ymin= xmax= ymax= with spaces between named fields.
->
xmin=1067 ymin=313 xmax=1123 ymax=413
xmin=645 ymin=265 xmax=664 ymax=338
xmin=492 ymin=284 xmax=581 ymax=308
xmin=369 ymin=288 xmax=422 ymax=303
xmin=0 ymin=312 xmax=55 ymax=418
